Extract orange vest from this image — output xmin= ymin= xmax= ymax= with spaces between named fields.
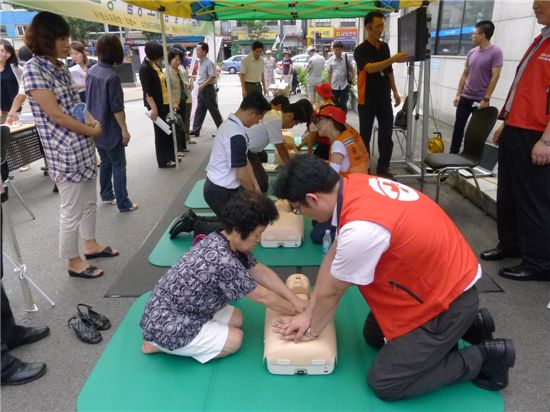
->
xmin=330 ymin=126 xmax=369 ymax=176
xmin=338 ymin=175 xmax=479 ymax=340
xmin=500 ymin=34 xmax=550 ymax=132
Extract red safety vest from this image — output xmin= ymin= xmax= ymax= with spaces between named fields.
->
xmin=330 ymin=126 xmax=369 ymax=176
xmin=501 ymin=34 xmax=550 ymax=132
xmin=338 ymin=175 xmax=479 ymax=340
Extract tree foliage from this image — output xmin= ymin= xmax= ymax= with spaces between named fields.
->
xmin=245 ymin=21 xmax=269 ymax=39
xmin=66 ymin=17 xmax=103 ymax=43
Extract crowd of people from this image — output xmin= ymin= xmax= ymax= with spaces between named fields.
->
xmin=2 ymin=2 xmax=549 ymax=406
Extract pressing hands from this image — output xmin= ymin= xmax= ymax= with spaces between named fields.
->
xmin=272 ymin=310 xmax=315 ymax=343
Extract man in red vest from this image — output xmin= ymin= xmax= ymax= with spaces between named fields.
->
xmin=480 ymin=1 xmax=550 ymax=282
xmin=273 ymin=155 xmax=515 ymax=401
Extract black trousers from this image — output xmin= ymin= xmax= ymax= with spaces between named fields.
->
xmin=203 ymin=178 xmax=241 ymax=217
xmin=191 ymin=85 xmax=223 ymax=135
xmin=176 ymin=101 xmax=187 ymax=152
xmin=450 ymin=97 xmax=479 ymax=154
xmin=245 ymin=82 xmax=262 ymax=96
xmin=1 ymin=283 xmax=23 ymax=378
xmin=247 ymin=151 xmax=269 ymax=193
xmin=364 ymin=286 xmax=482 ymax=401
xmin=358 ymin=100 xmax=394 ymax=171
xmin=496 ymin=125 xmax=550 ymax=275
xmin=154 ymin=105 xmax=175 ymax=167
xmin=332 ymin=87 xmax=349 ymax=113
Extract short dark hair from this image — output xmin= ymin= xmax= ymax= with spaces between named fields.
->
xmin=18 ymin=45 xmax=33 ymax=62
xmin=283 ymin=98 xmax=313 ymax=123
xmin=252 ymin=40 xmax=264 ymax=51
xmin=25 ymin=11 xmax=70 ymax=57
xmin=172 ymin=44 xmax=186 ymax=55
xmin=270 ymin=95 xmax=289 ymax=108
xmin=144 ymin=41 xmax=163 ymax=60
xmin=239 ymin=92 xmax=271 ymax=114
xmin=274 ymin=154 xmax=339 ymax=205
xmin=333 ymin=41 xmax=344 ymax=49
xmin=197 ymin=42 xmax=209 ymax=54
xmin=0 ymin=40 xmax=18 ymax=65
xmin=220 ymin=190 xmax=278 ymax=239
xmin=167 ymin=48 xmax=181 ymax=64
xmin=96 ymin=34 xmax=124 ymax=65
xmin=475 ymin=20 xmax=495 ymax=40
xmin=364 ymin=11 xmax=385 ymax=26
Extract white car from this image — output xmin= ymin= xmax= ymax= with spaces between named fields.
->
xmin=278 ymin=53 xmax=309 ymax=71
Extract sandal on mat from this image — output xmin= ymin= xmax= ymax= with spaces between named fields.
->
xmin=68 ymin=315 xmax=102 ymax=344
xmin=84 ymin=246 xmax=119 ymax=259
xmin=77 ymin=303 xmax=111 ymax=330
xmin=68 ymin=265 xmax=104 ymax=279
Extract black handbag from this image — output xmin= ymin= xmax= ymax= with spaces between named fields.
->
xmin=344 ymin=54 xmax=353 ymax=86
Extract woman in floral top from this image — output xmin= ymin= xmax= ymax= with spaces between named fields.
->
xmin=22 ymin=12 xmax=118 ymax=279
xmin=141 ymin=190 xmax=307 ymax=363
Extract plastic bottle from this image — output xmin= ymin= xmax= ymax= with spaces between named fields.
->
xmin=322 ymin=229 xmax=332 ymax=255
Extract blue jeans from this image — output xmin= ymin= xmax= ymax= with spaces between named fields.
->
xmin=97 ymin=142 xmax=133 ymax=211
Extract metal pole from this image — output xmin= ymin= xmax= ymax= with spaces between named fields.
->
xmin=421 ymin=52 xmax=431 ymax=192
xmin=406 ymin=62 xmax=415 ymax=163
xmin=160 ymin=12 xmax=180 ymax=171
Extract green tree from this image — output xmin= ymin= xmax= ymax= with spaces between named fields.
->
xmin=66 ymin=17 xmax=103 ymax=43
xmin=245 ymin=21 xmax=268 ymax=39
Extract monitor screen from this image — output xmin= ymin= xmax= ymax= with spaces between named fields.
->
xmin=398 ymin=7 xmax=428 ymax=62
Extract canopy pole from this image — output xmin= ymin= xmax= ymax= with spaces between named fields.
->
xmin=160 ymin=11 xmax=180 ymax=170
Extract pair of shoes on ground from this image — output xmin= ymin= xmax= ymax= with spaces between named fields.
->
xmin=159 ymin=161 xmax=177 ymax=168
xmin=480 ymin=247 xmax=550 ymax=281
xmin=68 ymin=304 xmax=111 ymax=344
xmin=102 ymin=199 xmax=139 ymax=213
xmin=463 ymin=308 xmax=516 ymax=391
xmin=68 ymin=247 xmax=119 ymax=279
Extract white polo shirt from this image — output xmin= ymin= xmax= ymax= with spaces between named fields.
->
xmin=206 ymin=113 xmax=249 ymax=189
xmin=247 ymin=109 xmax=284 ymax=153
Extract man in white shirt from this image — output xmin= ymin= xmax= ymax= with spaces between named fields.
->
xmin=240 ymin=41 xmax=268 ymax=97
xmin=204 ymin=93 xmax=272 ymax=216
xmin=305 ymin=46 xmax=326 ymax=103
xmin=272 ymin=154 xmax=516 ymax=401
xmin=326 ymin=41 xmax=355 ymax=112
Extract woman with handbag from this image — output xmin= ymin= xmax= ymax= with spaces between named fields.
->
xmin=165 ymin=48 xmax=187 ymax=157
xmin=139 ymin=41 xmax=176 ymax=168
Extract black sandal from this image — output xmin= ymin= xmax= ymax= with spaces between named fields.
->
xmin=68 ymin=315 xmax=102 ymax=344
xmin=68 ymin=265 xmax=104 ymax=279
xmin=77 ymin=303 xmax=111 ymax=330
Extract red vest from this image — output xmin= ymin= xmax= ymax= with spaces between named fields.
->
xmin=330 ymin=126 xmax=369 ymax=176
xmin=500 ymin=34 xmax=550 ymax=132
xmin=338 ymin=175 xmax=479 ymax=340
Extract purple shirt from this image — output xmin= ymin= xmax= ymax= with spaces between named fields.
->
xmin=281 ymin=56 xmax=292 ymax=75
xmin=462 ymin=45 xmax=503 ymax=101
xmin=85 ymin=62 xmax=125 ymax=150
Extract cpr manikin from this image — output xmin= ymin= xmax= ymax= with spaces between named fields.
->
xmin=264 ymin=274 xmax=337 ymax=375
xmin=261 ymin=200 xmax=304 ymax=248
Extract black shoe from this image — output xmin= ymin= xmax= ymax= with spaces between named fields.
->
xmin=77 ymin=303 xmax=111 ymax=330
xmin=68 ymin=315 xmax=102 ymax=344
xmin=473 ymin=339 xmax=515 ymax=391
xmin=189 ymin=130 xmax=200 ymax=137
xmin=169 ymin=209 xmax=197 ymax=239
xmin=498 ymin=265 xmax=550 ymax=281
xmin=480 ymin=247 xmax=520 ymax=261
xmin=376 ymin=168 xmax=394 ymax=179
xmin=7 ymin=326 xmax=50 ymax=350
xmin=1 ymin=359 xmax=47 ymax=386
xmin=462 ymin=308 xmax=495 ymax=345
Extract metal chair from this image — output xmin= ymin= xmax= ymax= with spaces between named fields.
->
xmin=424 ymin=106 xmax=498 ymax=213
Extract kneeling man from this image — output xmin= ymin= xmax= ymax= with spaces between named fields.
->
xmin=272 ymin=154 xmax=515 ymax=401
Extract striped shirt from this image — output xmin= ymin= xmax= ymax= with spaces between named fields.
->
xmin=23 ymin=56 xmax=96 ymax=183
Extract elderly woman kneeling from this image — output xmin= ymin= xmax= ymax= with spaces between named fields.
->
xmin=140 ymin=190 xmax=307 ymax=363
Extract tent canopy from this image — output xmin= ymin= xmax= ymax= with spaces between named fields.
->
xmin=127 ymin=0 xmax=434 ymax=21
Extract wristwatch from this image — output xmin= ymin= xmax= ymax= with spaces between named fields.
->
xmin=304 ymin=327 xmax=319 ymax=339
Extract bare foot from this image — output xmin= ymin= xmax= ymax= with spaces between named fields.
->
xmin=142 ymin=341 xmax=161 ymax=354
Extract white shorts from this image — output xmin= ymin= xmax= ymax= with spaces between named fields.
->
xmin=154 ymin=305 xmax=235 ymax=364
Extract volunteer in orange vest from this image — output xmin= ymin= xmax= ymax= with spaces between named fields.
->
xmin=272 ymin=155 xmax=515 ymax=401
xmin=313 ymin=105 xmax=369 ymax=176
xmin=480 ymin=1 xmax=550 ymax=282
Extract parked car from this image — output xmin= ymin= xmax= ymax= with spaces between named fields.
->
xmin=222 ymin=54 xmax=246 ymax=74
xmin=277 ymin=53 xmax=310 ymax=71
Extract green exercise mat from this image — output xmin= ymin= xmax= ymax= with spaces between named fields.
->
xmin=149 ymin=217 xmax=324 ymax=268
xmin=184 ymin=178 xmax=209 ymax=209
xmin=78 ymin=287 xmax=503 ymax=412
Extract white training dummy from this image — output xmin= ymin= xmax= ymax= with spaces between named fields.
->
xmin=261 ymin=200 xmax=304 ymax=248
xmin=274 ymin=132 xmax=299 ymax=165
xmin=264 ymin=274 xmax=337 ymax=375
